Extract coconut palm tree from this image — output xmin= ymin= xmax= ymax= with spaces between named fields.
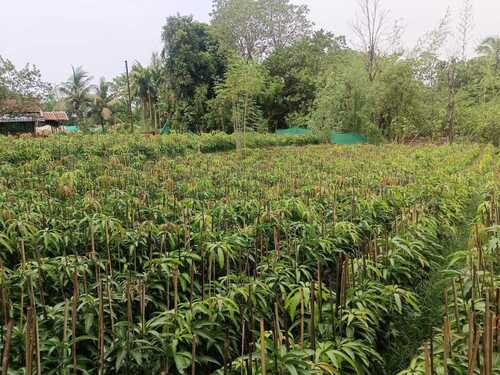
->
xmin=476 ymin=36 xmax=500 ymax=72
xmin=131 ymin=62 xmax=153 ymax=129
xmin=58 ymin=66 xmax=94 ymax=124
xmin=92 ymin=78 xmax=114 ymax=132
xmin=131 ymin=56 xmax=163 ymax=130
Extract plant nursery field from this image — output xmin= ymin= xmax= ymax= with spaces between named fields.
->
xmin=0 ymin=134 xmax=498 ymax=374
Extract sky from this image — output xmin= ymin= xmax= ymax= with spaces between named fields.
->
xmin=1 ymin=0 xmax=499 ymax=84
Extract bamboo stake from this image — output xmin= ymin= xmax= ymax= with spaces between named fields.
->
xmin=140 ymin=280 xmax=146 ymax=337
xmin=240 ymin=320 xmax=245 ymax=375
xmin=191 ymin=335 xmax=196 ymax=375
xmin=106 ymin=278 xmax=115 ymax=338
xmin=224 ymin=319 xmax=229 ymax=374
xmin=496 ymin=288 xmax=500 ymax=352
xmin=72 ymin=271 xmax=79 ymax=375
xmin=310 ymin=281 xmax=316 ymax=351
xmin=300 ymin=288 xmax=304 ymax=349
xmin=429 ymin=332 xmax=434 ymax=375
xmin=484 ymin=291 xmax=492 ymax=375
xmin=443 ymin=316 xmax=450 ymax=375
xmin=98 ymin=280 xmax=105 ymax=375
xmin=173 ymin=267 xmax=178 ymax=313
xmin=274 ymin=226 xmax=280 ymax=258
xmin=63 ymin=298 xmax=69 ymax=374
xmin=260 ymin=320 xmax=266 ymax=375
xmin=467 ymin=312 xmax=475 ymax=368
xmin=423 ymin=343 xmax=431 ymax=375
xmin=317 ymin=261 xmax=322 ymax=319
xmin=1 ymin=318 xmax=13 ymax=374
xmin=34 ymin=309 xmax=41 ymax=375
xmin=26 ymin=307 xmax=33 ymax=375
xmin=467 ymin=328 xmax=481 ymax=375
xmin=452 ymin=279 xmax=461 ymax=333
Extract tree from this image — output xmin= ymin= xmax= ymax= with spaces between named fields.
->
xmin=92 ymin=78 xmax=114 ymax=132
xmin=131 ymin=62 xmax=155 ymax=128
xmin=161 ymin=15 xmax=226 ymax=130
xmin=457 ymin=0 xmax=474 ymax=61
xmin=0 ymin=59 xmax=9 ymax=106
xmin=0 ymin=56 xmax=52 ymax=103
xmin=162 ymin=16 xmax=224 ymax=99
xmin=374 ymin=59 xmax=427 ymax=140
xmin=259 ymin=0 xmax=312 ymax=50
xmin=476 ymin=37 xmax=500 ymax=72
xmin=212 ymin=59 xmax=267 ymax=143
xmin=352 ymin=0 xmax=389 ymax=81
xmin=211 ymin=0 xmax=312 ymax=61
xmin=309 ymin=52 xmax=373 ymax=134
xmin=58 ymin=66 xmax=94 ymax=124
xmin=263 ymin=30 xmax=346 ymax=130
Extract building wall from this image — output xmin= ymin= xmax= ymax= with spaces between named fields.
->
xmin=0 ymin=122 xmax=35 ymax=135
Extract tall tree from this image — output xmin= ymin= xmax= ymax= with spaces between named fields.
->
xmin=92 ymin=78 xmax=114 ymax=132
xmin=58 ymin=66 xmax=94 ymax=123
xmin=457 ymin=0 xmax=474 ymax=61
xmin=161 ymin=15 xmax=226 ymax=130
xmin=476 ymin=37 xmax=500 ymax=72
xmin=0 ymin=56 xmax=52 ymax=102
xmin=131 ymin=62 xmax=154 ymax=128
xmin=213 ymin=58 xmax=267 ymax=139
xmin=263 ymin=31 xmax=346 ymax=130
xmin=260 ymin=0 xmax=312 ymax=50
xmin=352 ymin=0 xmax=389 ymax=81
xmin=211 ymin=0 xmax=312 ymax=61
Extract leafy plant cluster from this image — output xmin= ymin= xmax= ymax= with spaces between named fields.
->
xmin=0 ymin=137 xmax=497 ymax=374
xmin=400 ymin=157 xmax=499 ymax=375
xmin=3 ymin=0 xmax=498 ymax=144
xmin=0 ymin=131 xmax=325 ymax=166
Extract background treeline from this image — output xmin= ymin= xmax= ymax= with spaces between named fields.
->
xmin=0 ymin=0 xmax=499 ymax=144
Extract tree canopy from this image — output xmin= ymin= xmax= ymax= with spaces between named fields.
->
xmin=1 ymin=0 xmax=498 ymax=144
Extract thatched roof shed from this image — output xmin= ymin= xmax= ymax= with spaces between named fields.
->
xmin=0 ymin=98 xmax=69 ymax=135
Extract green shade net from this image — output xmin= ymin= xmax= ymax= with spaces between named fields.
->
xmin=275 ymin=127 xmax=313 ymax=136
xmin=330 ymin=132 xmax=367 ymax=144
xmin=64 ymin=125 xmax=79 ymax=133
xmin=160 ymin=120 xmax=172 ymax=135
xmin=275 ymin=128 xmax=368 ymax=144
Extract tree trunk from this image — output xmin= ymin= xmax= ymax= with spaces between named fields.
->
xmin=446 ymin=60 xmax=456 ymax=144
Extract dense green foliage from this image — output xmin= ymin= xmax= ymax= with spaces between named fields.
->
xmin=2 ymin=0 xmax=498 ymax=143
xmin=0 ymin=135 xmax=497 ymax=373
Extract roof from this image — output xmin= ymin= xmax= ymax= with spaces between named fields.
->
xmin=42 ymin=111 xmax=69 ymax=121
xmin=0 ymin=97 xmax=41 ymax=114
xmin=0 ymin=116 xmax=38 ymax=123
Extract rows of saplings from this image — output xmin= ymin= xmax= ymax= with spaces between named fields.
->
xmin=0 ymin=131 xmax=326 ymax=165
xmin=0 ymin=137 xmax=497 ymax=374
xmin=401 ymin=183 xmax=500 ymax=373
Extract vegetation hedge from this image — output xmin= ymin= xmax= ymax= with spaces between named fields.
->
xmin=0 ymin=131 xmax=326 ymax=165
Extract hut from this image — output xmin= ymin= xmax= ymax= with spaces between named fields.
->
xmin=36 ymin=112 xmax=70 ymax=135
xmin=0 ymin=98 xmax=42 ymax=135
xmin=0 ymin=98 xmax=70 ymax=136
xmin=41 ymin=111 xmax=69 ymax=127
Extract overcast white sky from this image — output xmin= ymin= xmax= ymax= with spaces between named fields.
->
xmin=1 ymin=0 xmax=498 ymax=84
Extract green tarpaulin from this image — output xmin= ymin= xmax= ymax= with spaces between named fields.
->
xmin=275 ymin=128 xmax=368 ymax=145
xmin=64 ymin=125 xmax=79 ymax=133
xmin=330 ymin=132 xmax=367 ymax=145
xmin=160 ymin=120 xmax=172 ymax=135
xmin=275 ymin=127 xmax=313 ymax=136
